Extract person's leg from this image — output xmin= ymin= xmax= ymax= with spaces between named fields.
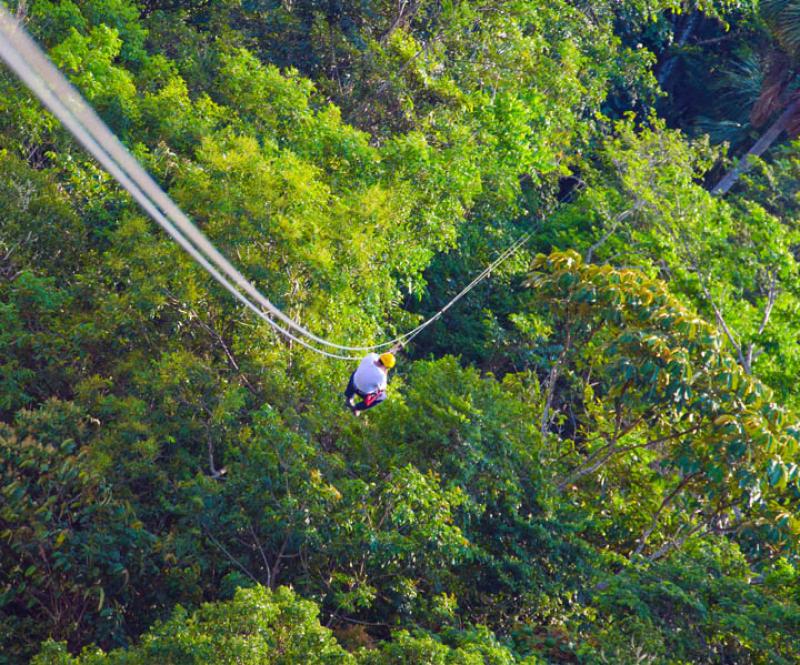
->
xmin=344 ymin=372 xmax=358 ymax=404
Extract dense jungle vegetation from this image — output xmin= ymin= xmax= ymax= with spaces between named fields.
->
xmin=4 ymin=0 xmax=800 ymax=662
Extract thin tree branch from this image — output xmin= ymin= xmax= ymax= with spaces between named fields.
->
xmin=270 ymin=531 xmax=291 ymax=586
xmin=558 ymin=424 xmax=701 ymax=491
xmin=556 ymin=410 xmax=642 ymax=485
xmin=634 ymin=472 xmax=701 ymax=555
xmin=647 ymin=519 xmax=708 ymax=562
xmin=248 ymin=521 xmax=272 ymax=589
xmin=330 ymin=612 xmax=389 ymax=628
xmin=745 ymin=271 xmax=778 ymax=369
xmin=585 ymin=201 xmax=644 ymax=263
xmin=689 ymin=257 xmax=750 ymax=372
xmin=381 ymin=0 xmax=421 ymax=43
xmin=541 ymin=328 xmax=571 ymax=437
xmin=166 ymin=292 xmax=257 ymax=393
xmin=204 ymin=530 xmax=259 ymax=584
xmin=206 ymin=430 xmax=225 ymax=480
xmin=757 ymin=270 xmax=778 ymax=337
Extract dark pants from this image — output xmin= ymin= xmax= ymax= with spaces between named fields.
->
xmin=344 ymin=372 xmax=386 ymax=412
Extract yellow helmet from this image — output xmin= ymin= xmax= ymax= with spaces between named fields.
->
xmin=379 ymin=352 xmax=396 ymax=369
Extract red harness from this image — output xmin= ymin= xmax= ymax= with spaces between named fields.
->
xmin=364 ymin=389 xmax=385 ymax=407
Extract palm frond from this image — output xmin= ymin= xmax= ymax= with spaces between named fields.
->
xmin=761 ymin=0 xmax=800 ymax=61
xmin=761 ymin=0 xmax=793 ymax=26
xmin=715 ymin=50 xmax=766 ymax=113
xmin=693 ymin=116 xmax=751 ymax=146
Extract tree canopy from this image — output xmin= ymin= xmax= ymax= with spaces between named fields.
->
xmin=2 ymin=0 xmax=800 ymax=663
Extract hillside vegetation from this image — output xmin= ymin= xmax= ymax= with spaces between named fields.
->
xmin=2 ymin=0 xmax=800 ymax=663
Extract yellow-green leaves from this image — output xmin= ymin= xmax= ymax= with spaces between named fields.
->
xmin=528 ymin=251 xmax=800 ymax=556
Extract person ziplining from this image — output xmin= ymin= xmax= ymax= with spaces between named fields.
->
xmin=344 ymin=345 xmax=402 ymax=416
xmin=0 ymin=7 xmax=534 ymax=390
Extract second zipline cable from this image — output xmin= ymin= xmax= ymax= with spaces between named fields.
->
xmin=0 ymin=8 xmax=375 ymax=353
xmin=0 ymin=8 xmax=533 ymax=358
xmin=0 ymin=9 xmax=361 ymax=360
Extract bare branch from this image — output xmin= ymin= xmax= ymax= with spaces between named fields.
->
xmin=689 ymin=256 xmax=751 ymax=372
xmin=166 ymin=292 xmax=257 ymax=393
xmin=634 ymin=472 xmax=701 ymax=555
xmin=585 ymin=201 xmax=644 ymax=263
xmin=206 ymin=430 xmax=226 ymax=480
xmin=204 ymin=530 xmax=259 ymax=584
xmin=557 ymin=424 xmax=700 ymax=491
xmin=757 ymin=270 xmax=778 ymax=337
xmin=647 ymin=520 xmax=708 ymax=563
xmin=248 ymin=521 xmax=272 ymax=589
xmin=381 ymin=0 xmax=421 ymax=43
xmin=541 ymin=329 xmax=571 ymax=437
xmin=270 ymin=532 xmax=292 ymax=587
xmin=330 ymin=612 xmax=388 ymax=628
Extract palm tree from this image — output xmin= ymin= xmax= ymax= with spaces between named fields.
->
xmin=713 ymin=0 xmax=800 ymax=194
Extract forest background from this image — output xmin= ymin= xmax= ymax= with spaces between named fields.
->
xmin=3 ymin=0 xmax=800 ymax=662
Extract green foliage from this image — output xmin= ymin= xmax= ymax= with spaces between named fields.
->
xmin=0 ymin=405 xmax=159 ymax=662
xmin=0 ymin=273 xmax=73 ymax=415
xmin=32 ymin=586 xmax=354 ymax=664
xmin=3 ymin=0 xmax=800 ymax=663
xmin=552 ymin=117 xmax=800 ymax=404
xmin=359 ymin=627 xmax=542 ymax=665
xmin=31 ymin=587 xmax=550 ymax=665
xmin=0 ymin=152 xmax=88 ymax=279
xmin=760 ymin=0 xmax=800 ymax=61
xmin=528 ymin=250 xmax=800 ymax=559
xmin=582 ymin=539 xmax=800 ymax=663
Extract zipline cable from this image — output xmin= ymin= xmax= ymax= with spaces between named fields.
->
xmin=0 ymin=9 xmax=360 ymax=361
xmin=397 ymin=231 xmax=531 ymax=346
xmin=0 ymin=8 xmax=532 ymax=359
xmin=0 ymin=9 xmax=372 ymax=354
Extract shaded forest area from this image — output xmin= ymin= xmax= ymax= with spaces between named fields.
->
xmin=3 ymin=0 xmax=800 ymax=662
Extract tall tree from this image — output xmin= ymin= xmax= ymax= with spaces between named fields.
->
xmin=714 ymin=0 xmax=800 ymax=193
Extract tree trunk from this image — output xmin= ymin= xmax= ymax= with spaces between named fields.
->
xmin=658 ymin=10 xmax=699 ymax=89
xmin=712 ymin=98 xmax=800 ymax=195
